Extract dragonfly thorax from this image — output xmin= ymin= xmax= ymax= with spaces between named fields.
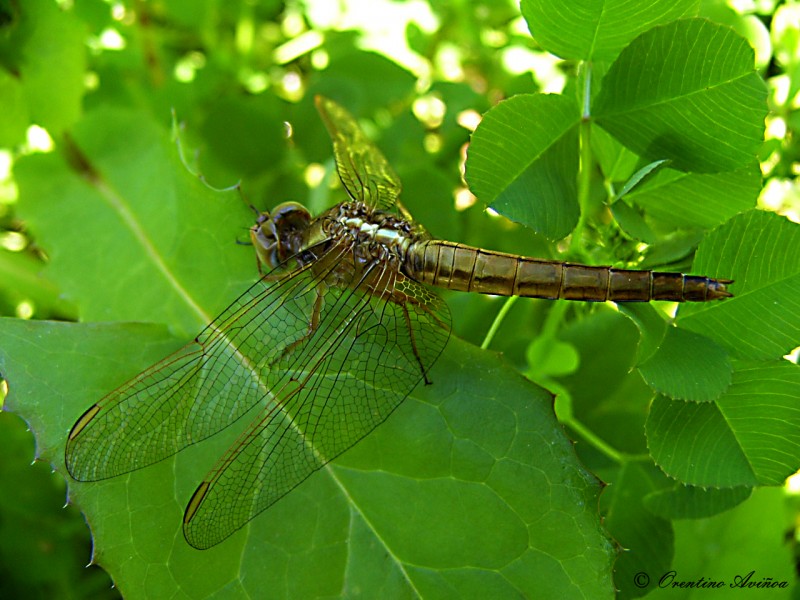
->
xmin=324 ymin=202 xmax=416 ymax=266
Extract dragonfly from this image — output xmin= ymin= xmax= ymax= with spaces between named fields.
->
xmin=65 ymin=96 xmax=733 ymax=550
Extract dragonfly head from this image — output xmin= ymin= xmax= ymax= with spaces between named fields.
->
xmin=250 ymin=202 xmax=312 ymax=268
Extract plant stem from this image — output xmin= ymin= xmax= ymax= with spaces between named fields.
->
xmin=541 ymin=299 xmax=568 ymax=338
xmin=570 ymin=62 xmax=594 ymax=257
xmin=480 ymin=295 xmax=518 ymax=350
xmin=566 ymin=417 xmax=624 ymax=463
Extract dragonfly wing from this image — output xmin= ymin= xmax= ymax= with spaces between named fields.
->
xmin=315 ymin=95 xmax=402 ymax=211
xmin=65 ymin=244 xmax=343 ymax=482
xmin=183 ymin=265 xmax=451 ymax=549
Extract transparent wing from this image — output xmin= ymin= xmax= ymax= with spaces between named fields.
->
xmin=65 ymin=242 xmax=347 ymax=481
xmin=182 ymin=261 xmax=451 ymax=549
xmin=315 ymin=95 xmax=402 ymax=211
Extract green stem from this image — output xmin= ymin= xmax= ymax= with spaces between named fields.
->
xmin=541 ymin=299 xmax=568 ymax=339
xmin=559 ymin=411 xmax=652 ymax=464
xmin=480 ymin=295 xmax=518 ymax=350
xmin=569 ymin=62 xmax=594 ymax=257
xmin=566 ymin=417 xmax=624 ymax=463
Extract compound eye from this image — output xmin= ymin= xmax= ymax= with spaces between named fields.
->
xmin=270 ymin=202 xmax=311 ymax=233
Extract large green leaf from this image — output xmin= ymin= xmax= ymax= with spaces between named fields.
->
xmin=1 ymin=106 xmax=615 ymax=597
xmin=465 ymin=94 xmax=580 ymax=240
xmin=521 ymin=0 xmax=698 ymax=61
xmin=595 ymin=19 xmax=768 ymax=172
xmin=0 ymin=317 xmax=614 ymax=599
xmin=14 ymin=108 xmax=255 ymax=338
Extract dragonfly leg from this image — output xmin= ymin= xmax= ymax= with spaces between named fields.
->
xmin=261 ymin=266 xmax=292 ymax=282
xmin=259 ymin=260 xmax=287 ymax=279
xmin=272 ymin=282 xmax=325 ymax=366
xmin=410 ymin=300 xmax=449 ymax=332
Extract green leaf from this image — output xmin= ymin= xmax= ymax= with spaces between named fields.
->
xmin=611 ymin=200 xmax=656 ymax=243
xmin=638 ymin=230 xmax=706 ymax=269
xmin=520 ymin=0 xmax=699 ymax=61
xmin=14 ymin=108 xmax=255 ymax=338
xmin=678 ymin=210 xmax=800 ymax=361
xmin=2 ymin=96 xmax=617 ymax=595
xmin=0 ymin=317 xmax=615 ymax=598
xmin=591 ymin=124 xmax=641 ymax=184
xmin=525 ymin=337 xmax=580 ymax=379
xmin=465 ymin=93 xmax=580 ymax=240
xmin=613 ymin=159 xmax=671 ymax=201
xmin=647 ymin=360 xmax=800 ymax=487
xmin=626 ymin=164 xmax=761 ymax=229
xmin=638 ymin=327 xmax=732 ymax=402
xmin=617 ymin=303 xmax=667 ymax=365
xmin=643 ymin=483 xmax=751 ymax=519
xmin=594 ymin=19 xmax=768 ymax=173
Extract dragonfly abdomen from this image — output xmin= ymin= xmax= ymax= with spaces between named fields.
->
xmin=404 ymin=240 xmax=732 ymax=302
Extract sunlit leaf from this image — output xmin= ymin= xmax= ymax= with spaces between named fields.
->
xmin=626 ymin=164 xmax=761 ymax=229
xmin=465 ymin=94 xmax=580 ymax=240
xmin=14 ymin=109 xmax=254 ymax=338
xmin=521 ymin=0 xmax=698 ymax=61
xmin=678 ymin=210 xmax=800 ymax=361
xmin=595 ymin=19 xmax=768 ymax=172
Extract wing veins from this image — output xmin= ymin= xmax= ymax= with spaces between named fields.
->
xmin=184 ymin=257 xmax=405 ymax=546
xmin=65 ymin=240 xmax=358 ymax=480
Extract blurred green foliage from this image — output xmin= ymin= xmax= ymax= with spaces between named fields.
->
xmin=0 ymin=0 xmax=799 ymax=598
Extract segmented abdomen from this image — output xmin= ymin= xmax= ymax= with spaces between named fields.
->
xmin=404 ymin=240 xmax=732 ymax=302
